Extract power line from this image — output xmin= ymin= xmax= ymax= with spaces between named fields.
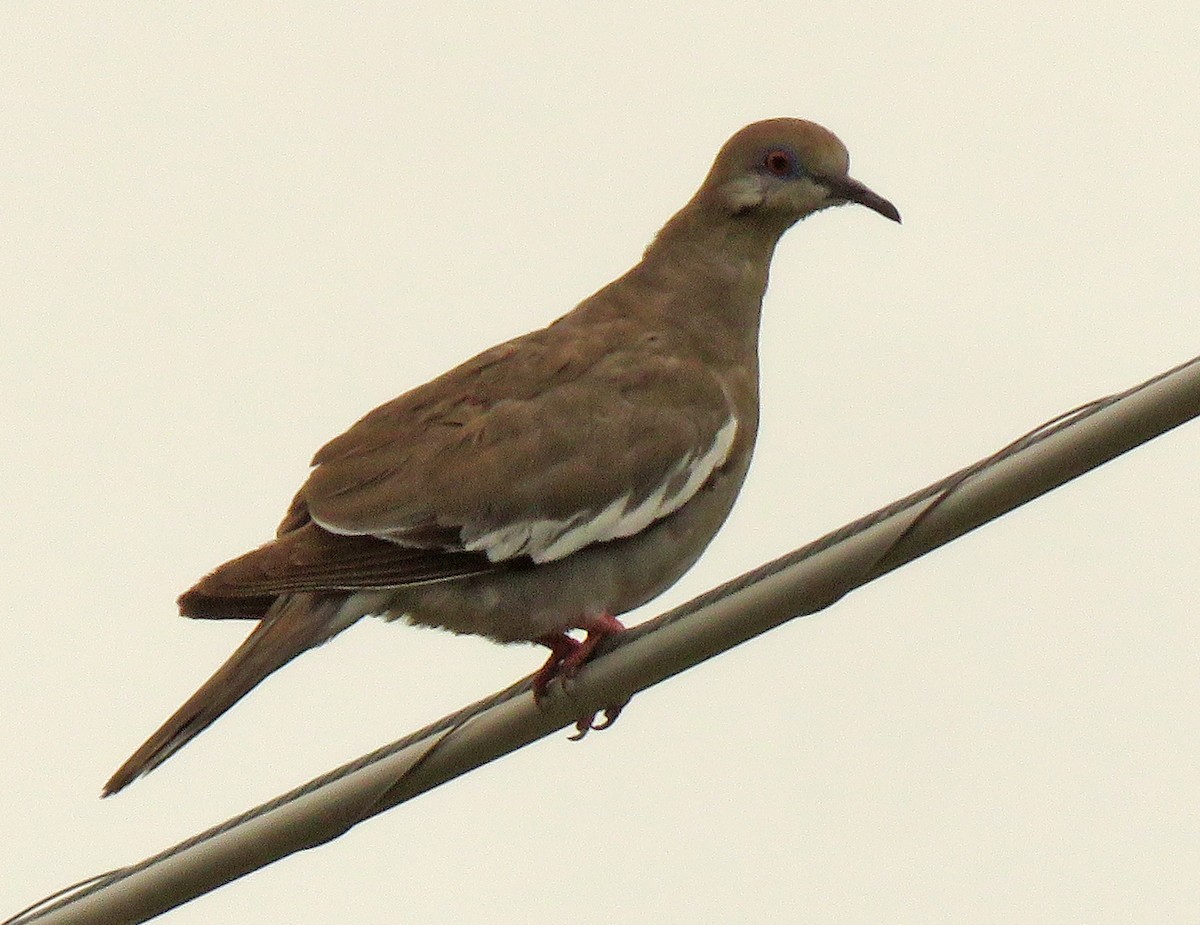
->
xmin=9 ymin=353 xmax=1200 ymax=925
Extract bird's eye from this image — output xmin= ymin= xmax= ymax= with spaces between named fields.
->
xmin=762 ymin=149 xmax=796 ymax=178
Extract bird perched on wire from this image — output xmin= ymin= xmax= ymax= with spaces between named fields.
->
xmin=103 ymin=117 xmax=899 ymax=796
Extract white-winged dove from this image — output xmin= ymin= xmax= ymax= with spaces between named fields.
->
xmin=103 ymin=118 xmax=899 ymax=796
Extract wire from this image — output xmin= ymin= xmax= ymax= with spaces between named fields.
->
xmin=8 ymin=353 xmax=1200 ymax=925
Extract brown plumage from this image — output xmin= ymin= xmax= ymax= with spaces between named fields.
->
xmin=103 ymin=118 xmax=899 ymax=796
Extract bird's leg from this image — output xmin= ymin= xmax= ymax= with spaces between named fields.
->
xmin=560 ymin=613 xmax=626 ymax=677
xmin=532 ymin=615 xmax=629 ymax=737
xmin=534 ymin=615 xmax=628 ymax=738
xmin=564 ymin=613 xmax=628 ymax=740
xmin=531 ymin=632 xmax=582 ymax=703
xmin=533 ymin=613 xmax=627 ymax=698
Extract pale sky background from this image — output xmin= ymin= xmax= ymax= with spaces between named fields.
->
xmin=3 ymin=5 xmax=1198 ymax=924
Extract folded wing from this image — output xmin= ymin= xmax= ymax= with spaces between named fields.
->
xmin=182 ymin=321 xmax=738 ymax=616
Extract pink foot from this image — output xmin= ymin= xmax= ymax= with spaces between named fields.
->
xmin=560 ymin=613 xmax=626 ymax=677
xmin=531 ymin=632 xmax=582 ymax=702
xmin=532 ymin=614 xmax=629 ymax=738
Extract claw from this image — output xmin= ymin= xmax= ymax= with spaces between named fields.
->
xmin=567 ymin=702 xmax=626 ymax=741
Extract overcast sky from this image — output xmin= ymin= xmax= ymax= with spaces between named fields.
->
xmin=3 ymin=4 xmax=1198 ymax=923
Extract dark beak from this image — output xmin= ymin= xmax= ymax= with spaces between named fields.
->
xmin=821 ymin=174 xmax=901 ymax=223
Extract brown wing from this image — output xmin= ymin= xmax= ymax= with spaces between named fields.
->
xmin=182 ymin=314 xmax=735 ymax=619
xmin=289 ymin=318 xmax=736 ymax=560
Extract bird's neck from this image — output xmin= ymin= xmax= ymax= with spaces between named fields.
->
xmin=644 ymin=200 xmax=783 ymax=283
xmin=631 ymin=203 xmax=783 ymax=355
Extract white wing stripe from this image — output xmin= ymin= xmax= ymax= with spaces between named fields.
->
xmin=462 ymin=415 xmax=738 ymax=564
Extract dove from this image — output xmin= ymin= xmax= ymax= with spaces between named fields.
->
xmin=103 ymin=117 xmax=899 ymax=795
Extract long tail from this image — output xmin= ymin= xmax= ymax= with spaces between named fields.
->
xmin=103 ymin=593 xmax=348 ymax=796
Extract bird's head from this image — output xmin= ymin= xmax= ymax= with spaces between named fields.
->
xmin=700 ymin=118 xmax=900 ymax=229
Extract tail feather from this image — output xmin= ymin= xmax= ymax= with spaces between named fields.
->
xmin=103 ymin=593 xmax=346 ymax=796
